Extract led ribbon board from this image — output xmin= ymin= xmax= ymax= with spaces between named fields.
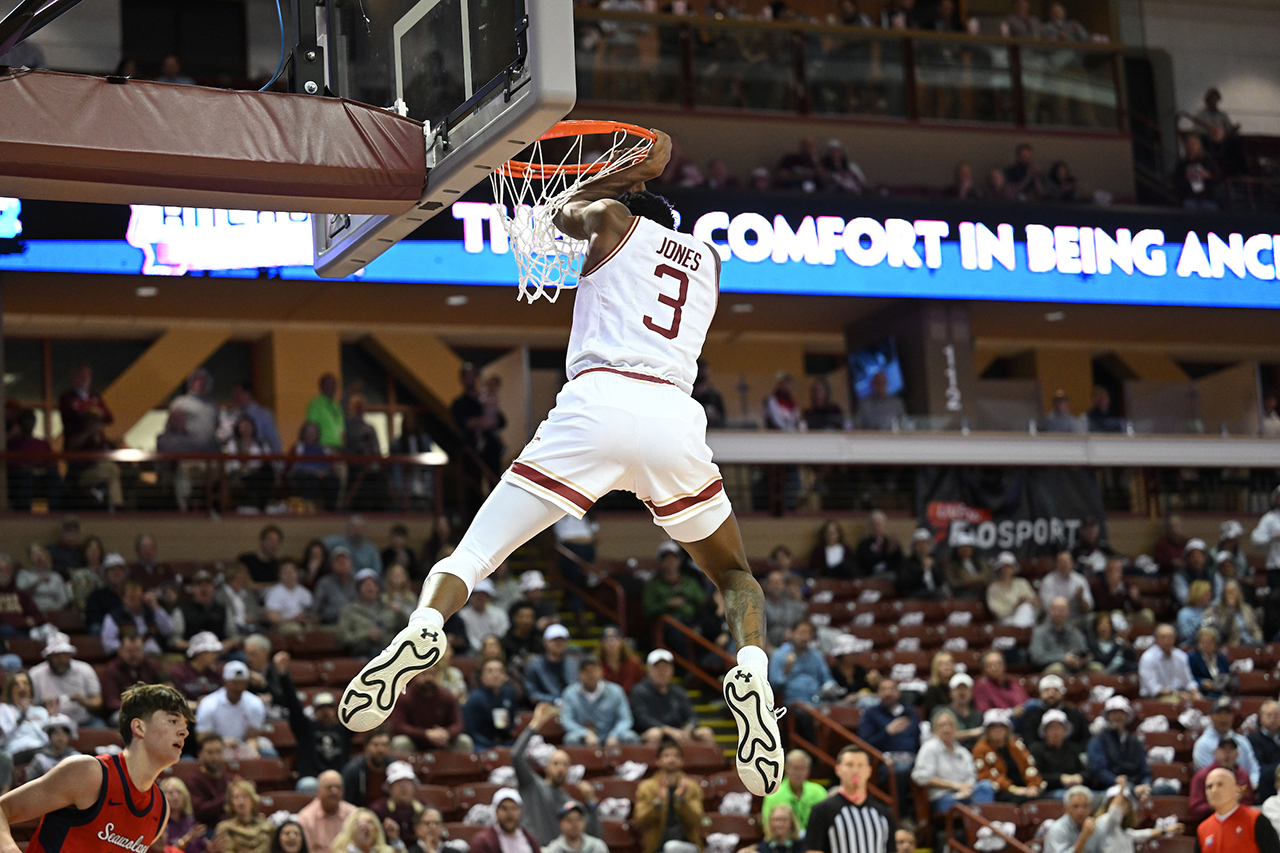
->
xmin=2 ymin=194 xmax=1278 ymax=310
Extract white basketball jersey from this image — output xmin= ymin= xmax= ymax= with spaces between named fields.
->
xmin=566 ymin=216 xmax=718 ymax=394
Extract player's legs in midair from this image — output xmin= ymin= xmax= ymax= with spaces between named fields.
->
xmin=339 ymin=481 xmax=565 ymax=730
xmin=673 ymin=511 xmax=785 ymax=798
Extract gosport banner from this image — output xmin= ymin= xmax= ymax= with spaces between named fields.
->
xmin=5 ymin=190 xmax=1280 ymax=309
xmin=915 ymin=466 xmax=1105 ymax=556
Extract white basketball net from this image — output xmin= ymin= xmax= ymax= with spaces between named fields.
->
xmin=490 ymin=126 xmax=655 ymax=303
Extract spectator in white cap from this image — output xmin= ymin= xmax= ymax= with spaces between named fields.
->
xmin=945 ymin=531 xmax=993 ymax=599
xmin=1086 ymin=696 xmax=1152 ymax=790
xmin=829 ymin=634 xmax=875 ymax=701
xmin=896 ymin=527 xmax=945 ymax=600
xmin=971 ymin=708 xmax=1042 ymax=803
xmin=28 ymin=632 xmax=104 ymax=727
xmin=912 ymin=707 xmax=995 ymax=815
xmin=195 ymin=660 xmax=274 ymax=758
xmin=942 ymin=672 xmax=983 ymax=747
xmin=25 ymin=713 xmax=80 ymax=780
xmin=631 ymin=648 xmax=716 ymax=748
xmin=986 ymin=551 xmax=1039 ymax=627
xmin=1031 ymin=709 xmax=1087 ymax=800
xmin=338 ymin=568 xmax=408 ymax=658
xmin=457 ymin=578 xmax=510 ymax=653
xmin=370 ymin=760 xmax=425 ymax=844
xmin=517 ymin=570 xmax=558 ymax=630
xmin=84 ymin=552 xmax=129 ymax=632
xmin=1173 ymin=537 xmax=1222 ymax=607
xmin=525 ymin=623 xmax=579 ymax=705
xmin=1039 ymin=550 xmax=1094 ymax=620
xmin=512 ymin=702 xmax=604 ymax=844
xmin=471 ymin=788 xmax=541 ymax=853
xmin=172 ymin=630 xmax=226 ymax=701
xmin=1216 ymin=519 xmax=1252 ymax=590
xmin=562 ymin=655 xmax=639 ymax=746
xmin=1023 ymin=674 xmax=1089 ymax=753
xmin=284 ymin=688 xmax=354 ymax=794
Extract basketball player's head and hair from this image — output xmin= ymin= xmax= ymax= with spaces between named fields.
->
xmin=118 ymin=683 xmax=193 ymax=746
xmin=617 ymin=190 xmax=676 ymax=230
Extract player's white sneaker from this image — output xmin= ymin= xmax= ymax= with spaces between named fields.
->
xmin=723 ymin=664 xmax=786 ymax=796
xmin=340 ymin=613 xmax=445 ymax=732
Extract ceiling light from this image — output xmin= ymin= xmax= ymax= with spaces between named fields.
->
xmin=136 ymin=286 xmax=158 ymax=297
xmin=446 ymin=295 xmax=468 ymax=306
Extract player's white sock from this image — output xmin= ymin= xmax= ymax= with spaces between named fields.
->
xmin=737 ymin=645 xmax=768 ymax=672
xmin=418 ymin=608 xmax=445 ymax=627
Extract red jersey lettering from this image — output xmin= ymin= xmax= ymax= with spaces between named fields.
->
xmin=28 ymin=754 xmax=168 ymax=853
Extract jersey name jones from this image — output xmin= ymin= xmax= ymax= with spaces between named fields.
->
xmin=658 ymin=237 xmax=701 ymax=272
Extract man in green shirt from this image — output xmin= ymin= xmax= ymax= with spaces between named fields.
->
xmin=761 ymin=750 xmax=827 ymax=832
xmin=305 ymin=373 xmax=345 ymax=450
xmin=642 ymin=541 xmax=706 ymax=624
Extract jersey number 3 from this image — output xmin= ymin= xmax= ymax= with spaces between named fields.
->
xmin=643 ymin=264 xmax=689 ymax=340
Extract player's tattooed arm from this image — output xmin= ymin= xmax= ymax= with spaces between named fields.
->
xmin=554 ymin=129 xmax=672 ymax=240
xmin=721 ymin=569 xmax=767 ymax=650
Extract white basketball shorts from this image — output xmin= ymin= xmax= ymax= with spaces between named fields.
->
xmin=502 ymin=367 xmax=733 ymax=542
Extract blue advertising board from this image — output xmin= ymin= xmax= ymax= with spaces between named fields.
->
xmin=2 ymin=192 xmax=1277 ymax=309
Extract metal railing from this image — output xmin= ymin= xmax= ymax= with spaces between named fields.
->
xmin=575 ymin=10 xmax=1126 ymax=132
xmin=0 ymin=448 xmax=447 ymax=514
xmin=552 ymin=541 xmax=630 ymax=636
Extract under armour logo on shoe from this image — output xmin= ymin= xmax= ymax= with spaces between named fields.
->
xmin=734 ymin=670 xmax=752 ymax=683
xmin=421 ymin=628 xmax=438 ymax=641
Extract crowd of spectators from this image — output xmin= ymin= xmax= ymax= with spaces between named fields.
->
xmin=650 ymin=135 xmax=1095 ymax=205
xmin=0 ymin=481 xmax=1278 ymax=850
xmin=6 ymin=363 xmax=470 ymax=514
xmin=1172 ymin=87 xmax=1250 ymax=210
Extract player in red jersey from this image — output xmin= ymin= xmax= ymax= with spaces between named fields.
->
xmin=0 ymin=684 xmax=192 ymax=853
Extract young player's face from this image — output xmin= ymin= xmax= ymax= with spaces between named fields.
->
xmin=142 ymin=710 xmax=189 ymax=765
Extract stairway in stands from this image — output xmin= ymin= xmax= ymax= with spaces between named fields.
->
xmin=522 ymin=539 xmax=741 ymax=764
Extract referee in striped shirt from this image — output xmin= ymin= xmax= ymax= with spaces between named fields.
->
xmin=805 ymin=746 xmax=896 ymax=853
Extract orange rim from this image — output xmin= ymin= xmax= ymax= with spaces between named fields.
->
xmin=500 ymin=120 xmax=657 ymax=179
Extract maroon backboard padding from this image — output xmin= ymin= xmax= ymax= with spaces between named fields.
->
xmin=0 ymin=69 xmax=426 ymax=214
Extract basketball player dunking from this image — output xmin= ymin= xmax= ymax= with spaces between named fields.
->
xmin=0 ymin=684 xmax=192 ymax=853
xmin=340 ymin=128 xmax=787 ymax=796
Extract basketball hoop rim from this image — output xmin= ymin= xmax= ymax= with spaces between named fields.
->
xmin=498 ymin=120 xmax=657 ymax=180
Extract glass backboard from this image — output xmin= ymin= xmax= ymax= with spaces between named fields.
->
xmin=312 ymin=0 xmax=575 ymax=277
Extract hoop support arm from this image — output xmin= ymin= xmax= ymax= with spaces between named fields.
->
xmin=0 ymin=69 xmax=426 ymax=214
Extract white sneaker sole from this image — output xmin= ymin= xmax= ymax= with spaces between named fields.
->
xmin=723 ymin=665 xmax=785 ymax=796
xmin=339 ymin=619 xmax=445 ymax=732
